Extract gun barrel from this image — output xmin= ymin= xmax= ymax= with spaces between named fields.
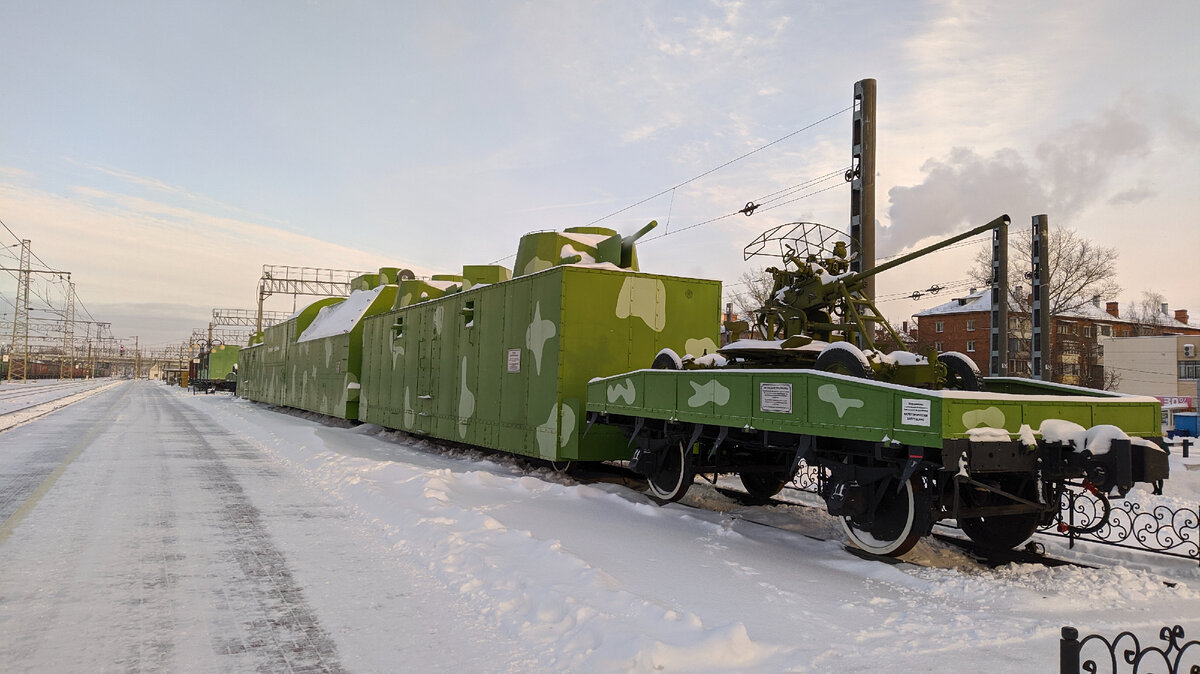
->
xmin=849 ymin=214 xmax=1010 ymax=283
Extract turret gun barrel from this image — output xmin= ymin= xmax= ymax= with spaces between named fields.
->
xmin=846 ymin=214 xmax=1010 ymax=284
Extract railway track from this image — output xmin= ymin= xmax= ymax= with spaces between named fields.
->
xmin=511 ymin=459 xmax=1094 ymax=571
xmin=0 ymin=379 xmax=118 ymax=431
xmin=241 ymin=402 xmax=1119 ymax=573
xmin=0 ymin=380 xmax=98 ymax=403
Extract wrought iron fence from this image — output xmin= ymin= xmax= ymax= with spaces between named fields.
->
xmin=1060 ymin=625 xmax=1198 ymax=674
xmin=1038 ymin=487 xmax=1199 ymax=566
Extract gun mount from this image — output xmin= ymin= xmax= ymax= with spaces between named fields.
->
xmin=712 ymin=215 xmax=1010 ymax=390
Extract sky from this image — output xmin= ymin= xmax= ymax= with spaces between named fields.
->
xmin=2 ymin=1 xmax=1198 ymax=350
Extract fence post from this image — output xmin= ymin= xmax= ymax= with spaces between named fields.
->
xmin=1183 ymin=438 xmax=1191 ymax=458
xmin=1060 ymin=626 xmax=1080 ymax=673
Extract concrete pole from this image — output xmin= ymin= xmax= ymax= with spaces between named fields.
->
xmin=850 ymin=79 xmax=877 ymax=302
xmin=1031 ymin=215 xmax=1052 ymax=380
xmin=989 ymin=222 xmax=1009 ymax=376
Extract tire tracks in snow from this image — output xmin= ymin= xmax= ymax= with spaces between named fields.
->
xmin=166 ymin=389 xmax=347 ymax=673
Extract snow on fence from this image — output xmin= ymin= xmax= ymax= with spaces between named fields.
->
xmin=1059 ymin=625 xmax=1198 ymax=674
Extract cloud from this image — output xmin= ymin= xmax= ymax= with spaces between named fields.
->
xmin=1034 ymin=106 xmax=1150 ymax=215
xmin=1108 ymin=182 xmax=1156 ymax=206
xmin=0 ymin=169 xmax=429 ymax=343
xmin=885 ymin=103 xmax=1153 ymax=250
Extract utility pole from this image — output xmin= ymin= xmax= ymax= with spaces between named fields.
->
xmin=989 ymin=223 xmax=1009 ymax=377
xmin=849 ymin=79 xmax=877 ymax=301
xmin=60 ymin=281 xmax=76 ymax=379
xmin=849 ymin=79 xmax=876 ymax=348
xmin=7 ymin=240 xmax=31 ymax=382
xmin=1031 ymin=215 xmax=1052 ymax=381
xmin=3 ymin=240 xmax=71 ymax=382
xmin=134 ymin=336 xmax=140 ymax=380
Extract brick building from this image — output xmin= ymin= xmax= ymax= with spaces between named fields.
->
xmin=913 ymin=289 xmax=1200 ymax=388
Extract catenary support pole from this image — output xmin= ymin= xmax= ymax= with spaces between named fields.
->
xmin=1031 ymin=214 xmax=1052 ymax=380
xmin=849 ymin=79 xmax=876 ymax=346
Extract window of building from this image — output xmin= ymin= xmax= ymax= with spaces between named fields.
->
xmin=1099 ymin=325 xmax=1112 ymax=337
xmin=935 ymin=321 xmax=944 ymax=333
xmin=965 ymin=319 xmax=976 ymax=332
xmin=966 ymin=340 xmax=976 ymax=352
xmin=1083 ymin=325 xmax=1092 ymax=337
xmin=1181 ymin=361 xmax=1200 ymax=380
xmin=935 ymin=341 xmax=943 ymax=352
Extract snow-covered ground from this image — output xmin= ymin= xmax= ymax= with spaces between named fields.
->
xmin=0 ymin=380 xmax=1196 ymax=672
xmin=0 ymin=377 xmax=119 ymax=430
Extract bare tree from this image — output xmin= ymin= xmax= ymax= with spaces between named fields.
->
xmin=729 ymin=268 xmax=774 ymax=323
xmin=971 ymin=226 xmax=1120 ymax=315
xmin=1125 ymin=290 xmax=1172 ymax=334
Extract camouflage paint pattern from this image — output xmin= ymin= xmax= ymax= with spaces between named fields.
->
xmin=586 ymin=370 xmax=1161 ymax=447
xmin=236 ymin=286 xmax=398 ymax=419
xmin=358 ymin=264 xmax=720 ymax=461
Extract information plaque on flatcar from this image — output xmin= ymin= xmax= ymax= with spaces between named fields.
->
xmin=759 ymin=382 xmax=792 ymax=414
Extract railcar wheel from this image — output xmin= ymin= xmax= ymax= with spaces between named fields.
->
xmin=651 ymin=349 xmax=683 ymax=370
xmin=647 ymin=439 xmax=694 ymax=503
xmin=814 ymin=344 xmax=875 ymax=379
xmin=939 ymin=351 xmax=984 ymax=391
xmin=957 ymin=477 xmax=1041 ymax=550
xmin=958 ymin=512 xmax=1040 ymax=551
xmin=739 ymin=468 xmax=795 ymax=503
xmin=841 ymin=476 xmax=930 ymax=557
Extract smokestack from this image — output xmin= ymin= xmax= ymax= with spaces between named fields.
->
xmin=1161 ymin=302 xmax=1169 ymax=316
xmin=1106 ymin=301 xmax=1120 ymax=318
xmin=1176 ymin=309 xmax=1190 ymax=324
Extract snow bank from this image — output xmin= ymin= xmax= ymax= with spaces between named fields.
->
xmin=174 ymin=392 xmax=1199 ymax=672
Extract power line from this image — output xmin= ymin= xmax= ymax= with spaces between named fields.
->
xmin=642 ymin=174 xmax=850 ymax=245
xmin=581 ymin=105 xmax=854 ymax=230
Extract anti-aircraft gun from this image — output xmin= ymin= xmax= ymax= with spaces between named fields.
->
xmin=705 ymin=214 xmax=1011 ymax=390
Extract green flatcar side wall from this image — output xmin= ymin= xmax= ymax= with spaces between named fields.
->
xmin=588 ymin=370 xmax=944 ymax=448
xmin=359 ymin=266 xmax=721 ymax=461
xmin=587 ymin=371 xmax=1163 ymax=447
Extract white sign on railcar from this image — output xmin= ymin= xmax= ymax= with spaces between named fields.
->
xmin=759 ymin=382 xmax=792 ymax=414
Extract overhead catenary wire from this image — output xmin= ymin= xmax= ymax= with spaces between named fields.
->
xmin=489 ymin=106 xmax=854 ymax=264
xmin=642 ymin=175 xmax=849 ymax=245
xmin=581 ymin=105 xmax=854 ymax=229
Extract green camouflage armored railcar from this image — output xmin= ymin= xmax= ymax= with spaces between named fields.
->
xmin=358 ymin=224 xmax=721 ymax=462
xmin=236 ymin=272 xmax=400 ymax=418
